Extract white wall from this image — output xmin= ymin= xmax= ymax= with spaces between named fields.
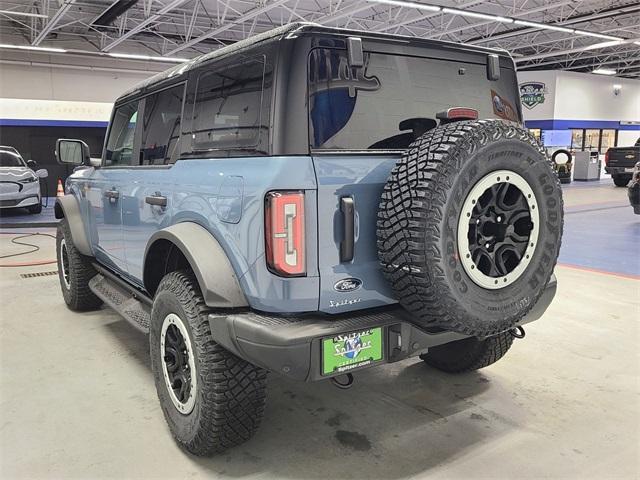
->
xmin=517 ymin=69 xmax=640 ymax=122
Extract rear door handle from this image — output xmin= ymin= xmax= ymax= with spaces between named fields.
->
xmin=145 ymin=194 xmax=167 ymax=207
xmin=340 ymin=196 xmax=355 ymax=262
xmin=104 ymin=189 xmax=119 ymax=200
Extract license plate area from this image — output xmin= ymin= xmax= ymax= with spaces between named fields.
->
xmin=625 ymin=167 xmax=635 ymax=173
xmin=321 ymin=327 xmax=384 ymax=376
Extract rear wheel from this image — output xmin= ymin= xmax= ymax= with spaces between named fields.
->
xmin=613 ymin=174 xmax=631 ymax=187
xmin=420 ymin=332 xmax=514 ymax=373
xmin=150 ymin=270 xmax=267 ymax=456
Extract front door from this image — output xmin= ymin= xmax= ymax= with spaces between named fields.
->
xmin=87 ymin=100 xmax=140 ymax=274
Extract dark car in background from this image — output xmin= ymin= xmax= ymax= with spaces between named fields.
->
xmin=605 ymin=137 xmax=640 ymax=187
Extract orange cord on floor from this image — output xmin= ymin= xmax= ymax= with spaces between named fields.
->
xmin=0 ymin=231 xmax=57 ymax=267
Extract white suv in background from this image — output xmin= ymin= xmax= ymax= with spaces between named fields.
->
xmin=0 ymin=146 xmax=48 ymax=214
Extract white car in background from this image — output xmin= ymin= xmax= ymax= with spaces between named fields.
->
xmin=0 ymin=146 xmax=48 ymax=214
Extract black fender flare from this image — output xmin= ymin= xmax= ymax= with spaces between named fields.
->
xmin=54 ymin=196 xmax=92 ymax=256
xmin=143 ymin=222 xmax=248 ymax=308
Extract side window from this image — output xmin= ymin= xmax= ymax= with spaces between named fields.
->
xmin=141 ymin=84 xmax=184 ymax=165
xmin=191 ymin=56 xmax=267 ymax=151
xmin=105 ymin=102 xmax=138 ymax=166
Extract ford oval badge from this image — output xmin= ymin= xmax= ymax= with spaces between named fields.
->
xmin=334 ymin=278 xmax=362 ymax=292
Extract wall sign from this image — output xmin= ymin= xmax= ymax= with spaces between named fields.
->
xmin=519 ymin=82 xmax=547 ymax=110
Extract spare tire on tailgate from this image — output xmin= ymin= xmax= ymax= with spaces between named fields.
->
xmin=377 ymin=120 xmax=563 ymax=337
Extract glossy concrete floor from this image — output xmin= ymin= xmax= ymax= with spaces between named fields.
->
xmin=0 ymin=180 xmax=638 ymax=479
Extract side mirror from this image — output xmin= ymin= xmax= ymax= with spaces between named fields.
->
xmin=35 ymin=168 xmax=48 ymax=179
xmin=56 ymin=139 xmax=91 ymax=166
xmin=26 ymin=159 xmax=38 ymax=170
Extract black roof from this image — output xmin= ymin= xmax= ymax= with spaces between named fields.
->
xmin=121 ymin=22 xmax=511 ymax=98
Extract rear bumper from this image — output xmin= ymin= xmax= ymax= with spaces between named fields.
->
xmin=209 ymin=275 xmax=557 ymax=381
xmin=605 ymin=166 xmax=634 ymax=175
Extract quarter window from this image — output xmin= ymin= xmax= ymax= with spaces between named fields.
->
xmin=141 ymin=84 xmax=184 ymax=165
xmin=192 ymin=56 xmax=268 ymax=151
xmin=105 ymin=102 xmax=138 ymax=166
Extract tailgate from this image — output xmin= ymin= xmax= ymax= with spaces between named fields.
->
xmin=608 ymin=148 xmax=639 ymax=167
xmin=313 ymin=155 xmax=399 ymax=314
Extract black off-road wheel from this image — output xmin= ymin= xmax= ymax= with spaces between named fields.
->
xmin=56 ymin=219 xmax=102 ymax=311
xmin=420 ymin=332 xmax=514 ymax=373
xmin=150 ymin=270 xmax=267 ymax=456
xmin=377 ymin=120 xmax=563 ymax=337
xmin=613 ymin=174 xmax=631 ymax=187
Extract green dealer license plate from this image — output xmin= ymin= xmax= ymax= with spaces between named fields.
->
xmin=322 ymin=327 xmax=384 ymax=376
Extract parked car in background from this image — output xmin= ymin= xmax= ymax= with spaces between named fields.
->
xmin=0 ymin=146 xmax=48 ymax=214
xmin=605 ymin=137 xmax=640 ymax=187
xmin=628 ymin=162 xmax=640 ymax=214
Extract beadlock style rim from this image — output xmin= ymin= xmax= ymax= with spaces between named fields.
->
xmin=457 ymin=170 xmax=539 ymax=290
xmin=160 ymin=313 xmax=197 ymax=415
xmin=59 ymin=239 xmax=71 ymax=290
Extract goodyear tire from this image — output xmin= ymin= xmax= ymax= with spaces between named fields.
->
xmin=150 ymin=270 xmax=267 ymax=456
xmin=377 ymin=120 xmax=563 ymax=336
xmin=56 ymin=218 xmax=102 ymax=311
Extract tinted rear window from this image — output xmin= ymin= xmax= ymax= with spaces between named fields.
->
xmin=308 ymin=48 xmax=521 ymax=150
xmin=192 ymin=55 xmax=270 ymax=152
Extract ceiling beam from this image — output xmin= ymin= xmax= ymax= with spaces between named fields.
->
xmin=32 ymin=0 xmax=76 ymax=45
xmin=166 ymin=0 xmax=289 ymax=55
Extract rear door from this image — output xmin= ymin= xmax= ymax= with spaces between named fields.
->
xmin=120 ymin=83 xmax=185 ymax=285
xmin=309 ymin=45 xmax=521 ymax=314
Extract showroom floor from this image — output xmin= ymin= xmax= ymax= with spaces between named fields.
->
xmin=1 ymin=180 xmax=638 ymax=479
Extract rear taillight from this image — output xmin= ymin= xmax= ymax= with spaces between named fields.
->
xmin=265 ymin=191 xmax=306 ymax=277
xmin=604 ymin=150 xmax=610 ymax=166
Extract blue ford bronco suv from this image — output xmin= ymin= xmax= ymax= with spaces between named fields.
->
xmin=55 ymin=23 xmax=563 ymax=456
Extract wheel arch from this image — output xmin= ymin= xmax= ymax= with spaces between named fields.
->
xmin=54 ymin=196 xmax=92 ymax=256
xmin=143 ymin=222 xmax=248 ymax=308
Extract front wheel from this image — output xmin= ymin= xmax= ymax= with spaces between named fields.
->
xmin=28 ymin=202 xmax=42 ymax=214
xmin=420 ymin=332 xmax=514 ymax=373
xmin=150 ymin=270 xmax=267 ymax=456
xmin=613 ymin=174 xmax=631 ymax=187
xmin=56 ymin=219 xmax=102 ymax=311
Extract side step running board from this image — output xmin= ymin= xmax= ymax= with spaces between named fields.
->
xmin=89 ymin=274 xmax=151 ymax=333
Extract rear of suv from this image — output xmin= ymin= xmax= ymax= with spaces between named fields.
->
xmin=54 ymin=23 xmax=563 ymax=456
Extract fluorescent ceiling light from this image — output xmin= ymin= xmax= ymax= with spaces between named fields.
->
xmin=0 ymin=43 xmax=66 ymax=53
xmin=574 ymin=30 xmax=622 ymax=41
xmin=442 ymin=7 xmax=512 ymax=23
xmin=592 ymin=68 xmax=617 ymax=75
xmin=514 ymin=19 xmax=575 ymax=33
xmin=634 ymin=41 xmax=640 ymax=46
xmin=0 ymin=9 xmax=48 ymax=18
xmin=583 ymin=40 xmax=623 ymax=51
xmin=108 ymin=52 xmax=188 ymax=63
xmin=368 ymin=0 xmax=441 ymax=12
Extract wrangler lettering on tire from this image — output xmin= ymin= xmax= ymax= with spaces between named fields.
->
xmin=377 ymin=120 xmax=563 ymax=336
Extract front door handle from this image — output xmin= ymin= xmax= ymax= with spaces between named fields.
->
xmin=104 ymin=189 xmax=119 ymax=200
xmin=145 ymin=194 xmax=167 ymax=207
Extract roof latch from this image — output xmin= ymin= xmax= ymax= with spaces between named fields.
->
xmin=347 ymin=37 xmax=364 ymax=68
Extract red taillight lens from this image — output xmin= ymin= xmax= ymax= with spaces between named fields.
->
xmin=437 ymin=107 xmax=479 ymax=120
xmin=265 ymin=191 xmax=306 ymax=277
xmin=604 ymin=150 xmax=610 ymax=166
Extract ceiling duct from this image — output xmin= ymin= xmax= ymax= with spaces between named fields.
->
xmin=92 ymin=0 xmax=139 ymax=26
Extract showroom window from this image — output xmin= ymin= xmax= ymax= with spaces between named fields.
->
xmin=140 ymin=84 xmax=184 ymax=165
xmin=600 ymin=129 xmax=616 ymax=153
xmin=528 ymin=128 xmax=541 ymax=143
xmin=191 ymin=55 xmax=269 ymax=152
xmin=571 ymin=129 xmax=584 ymax=150
xmin=105 ymin=102 xmax=139 ymax=167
